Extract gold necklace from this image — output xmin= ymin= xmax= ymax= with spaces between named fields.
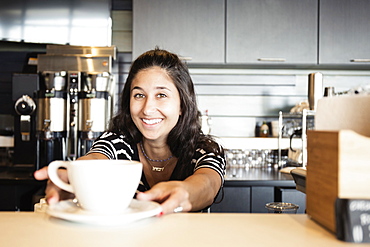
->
xmin=146 ymin=158 xmax=172 ymax=172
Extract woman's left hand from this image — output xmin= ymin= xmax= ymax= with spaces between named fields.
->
xmin=136 ymin=181 xmax=192 ymax=215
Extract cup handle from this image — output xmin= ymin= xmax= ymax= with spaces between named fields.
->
xmin=47 ymin=160 xmax=74 ymax=193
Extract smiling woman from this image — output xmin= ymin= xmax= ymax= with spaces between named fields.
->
xmin=34 ymin=48 xmax=226 ymax=215
xmin=129 ymin=66 xmax=182 ymax=144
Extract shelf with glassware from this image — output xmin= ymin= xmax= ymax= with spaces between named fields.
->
xmin=278 ymin=109 xmax=315 ymax=168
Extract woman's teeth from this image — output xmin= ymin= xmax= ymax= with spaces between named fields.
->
xmin=142 ymin=118 xmax=162 ymax=125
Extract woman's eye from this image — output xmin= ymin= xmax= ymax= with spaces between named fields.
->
xmin=133 ymin=93 xmax=145 ymax=98
xmin=157 ymin=93 xmax=167 ymax=98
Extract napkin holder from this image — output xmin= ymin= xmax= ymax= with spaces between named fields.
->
xmin=306 ymin=130 xmax=370 ymax=236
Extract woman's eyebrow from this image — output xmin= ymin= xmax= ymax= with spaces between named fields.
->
xmin=156 ymin=86 xmax=171 ymax=91
xmin=131 ymin=85 xmax=172 ymax=91
xmin=131 ymin=86 xmax=143 ymax=91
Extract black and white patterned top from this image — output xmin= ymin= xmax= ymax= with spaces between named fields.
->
xmin=86 ymin=132 xmax=226 ymax=193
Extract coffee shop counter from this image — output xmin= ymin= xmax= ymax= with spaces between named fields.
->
xmin=0 ymin=211 xmax=367 ymax=246
xmin=0 ymin=166 xmax=300 ymax=212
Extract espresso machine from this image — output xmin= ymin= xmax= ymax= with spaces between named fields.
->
xmin=13 ymin=45 xmax=116 ymax=171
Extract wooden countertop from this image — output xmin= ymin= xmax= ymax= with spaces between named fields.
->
xmin=0 ymin=212 xmax=368 ymax=246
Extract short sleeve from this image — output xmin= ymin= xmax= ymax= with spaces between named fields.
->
xmin=192 ymin=147 xmax=226 ymax=184
xmin=86 ymin=132 xmax=137 ymax=161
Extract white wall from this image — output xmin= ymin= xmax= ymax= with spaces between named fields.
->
xmin=191 ymin=68 xmax=370 ymax=137
xmin=113 ymin=53 xmax=370 ymax=140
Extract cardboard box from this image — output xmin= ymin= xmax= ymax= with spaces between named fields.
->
xmin=315 ymin=95 xmax=370 ymax=138
xmin=306 ymin=130 xmax=370 ymax=233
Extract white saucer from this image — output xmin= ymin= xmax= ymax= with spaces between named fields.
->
xmin=46 ymin=199 xmax=162 ymax=226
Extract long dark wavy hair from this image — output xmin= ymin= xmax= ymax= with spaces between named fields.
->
xmin=108 ymin=48 xmax=222 ymax=174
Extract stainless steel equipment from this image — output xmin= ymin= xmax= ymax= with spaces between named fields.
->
xmin=308 ymin=72 xmax=323 ymax=111
xmin=34 ymin=45 xmax=116 ymax=169
xmin=35 ymin=71 xmax=68 ymax=169
xmin=77 ymin=72 xmax=113 ymax=157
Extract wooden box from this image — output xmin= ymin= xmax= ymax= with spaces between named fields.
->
xmin=306 ymin=130 xmax=370 ymax=233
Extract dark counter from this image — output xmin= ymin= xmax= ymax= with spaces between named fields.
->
xmin=0 ymin=166 xmax=300 ymax=212
xmin=0 ymin=167 xmax=44 ymax=185
xmin=224 ymin=166 xmax=296 ymax=187
xmin=0 ymin=167 xmax=46 ymax=211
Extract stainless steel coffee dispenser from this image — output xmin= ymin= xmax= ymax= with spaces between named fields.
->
xmin=77 ymin=72 xmax=112 ymax=157
xmin=34 ymin=45 xmax=116 ymax=169
xmin=35 ymin=72 xmax=68 ymax=169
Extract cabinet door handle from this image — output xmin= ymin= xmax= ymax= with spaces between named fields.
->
xmin=350 ymin=59 xmax=370 ymax=62
xmin=257 ymin=58 xmax=286 ymax=62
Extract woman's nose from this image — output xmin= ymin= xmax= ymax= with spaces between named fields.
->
xmin=142 ymin=97 xmax=157 ymax=115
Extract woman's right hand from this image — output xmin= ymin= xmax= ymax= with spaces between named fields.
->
xmin=33 ymin=166 xmax=75 ymax=205
xmin=33 ymin=153 xmax=107 ymax=204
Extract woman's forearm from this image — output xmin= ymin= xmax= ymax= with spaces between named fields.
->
xmin=183 ymin=168 xmax=222 ymax=211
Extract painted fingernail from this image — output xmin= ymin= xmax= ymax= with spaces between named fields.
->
xmin=157 ymin=211 xmax=164 ymax=217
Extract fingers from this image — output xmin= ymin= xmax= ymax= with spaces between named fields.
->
xmin=33 ymin=166 xmax=49 ymax=180
xmin=136 ymin=191 xmax=154 ymax=201
xmin=34 ymin=166 xmax=74 ymax=205
xmin=160 ymin=191 xmax=191 ymax=215
xmin=34 ymin=167 xmax=58 ymax=204
xmin=45 ymin=179 xmax=75 ymax=205
xmin=45 ymin=180 xmax=61 ymax=205
xmin=136 ymin=182 xmax=191 ymax=215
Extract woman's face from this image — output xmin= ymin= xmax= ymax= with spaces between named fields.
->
xmin=130 ymin=66 xmax=181 ymax=143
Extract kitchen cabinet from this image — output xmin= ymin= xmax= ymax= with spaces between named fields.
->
xmin=276 ymin=187 xmax=306 ymax=214
xmin=226 ymin=0 xmax=318 ymax=65
xmin=210 ymin=169 xmax=306 ymax=213
xmin=0 ymin=167 xmax=46 ymax=211
xmin=211 ymin=184 xmax=305 ymax=213
xmin=319 ymin=0 xmax=370 ymax=65
xmin=0 ymin=184 xmax=41 ymax=211
xmin=251 ymin=186 xmax=274 ymax=213
xmin=0 ymin=180 xmax=45 ymax=211
xmin=132 ymin=0 xmax=225 ymax=63
xmin=133 ymin=0 xmax=370 ymax=67
xmin=211 ymin=187 xmax=251 ymax=213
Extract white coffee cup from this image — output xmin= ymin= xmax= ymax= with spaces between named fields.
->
xmin=48 ymin=159 xmax=142 ymax=214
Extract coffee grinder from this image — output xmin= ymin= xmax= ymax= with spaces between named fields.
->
xmin=12 ymin=73 xmax=38 ymax=169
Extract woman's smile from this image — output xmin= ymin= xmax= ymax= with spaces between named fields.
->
xmin=142 ymin=118 xmax=163 ymax=125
